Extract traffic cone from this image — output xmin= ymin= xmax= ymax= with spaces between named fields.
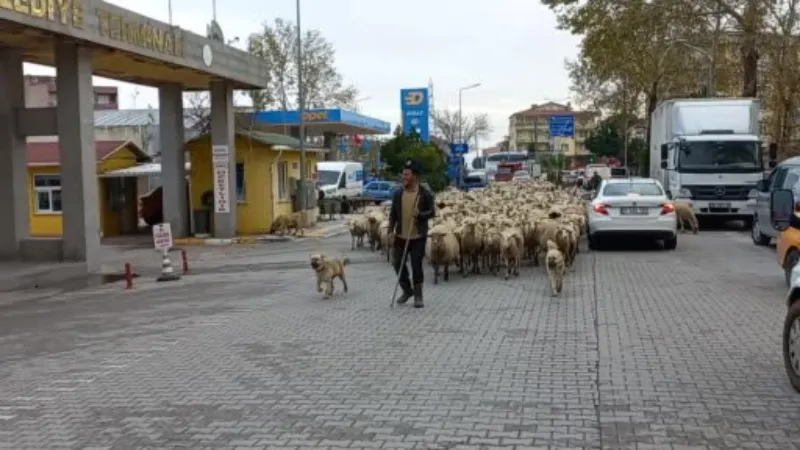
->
xmin=157 ymin=250 xmax=181 ymax=282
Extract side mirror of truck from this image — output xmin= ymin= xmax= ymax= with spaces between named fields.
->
xmin=660 ymin=161 xmax=667 ymax=169
xmin=660 ymin=144 xmax=668 ymax=161
xmin=755 ymin=179 xmax=768 ymax=192
xmin=770 ymin=189 xmax=795 ymax=231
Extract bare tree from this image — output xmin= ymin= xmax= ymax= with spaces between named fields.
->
xmin=183 ymin=92 xmax=211 ymax=136
xmin=140 ymin=104 xmax=157 ymax=155
xmin=430 ymin=109 xmax=492 ymax=144
xmin=246 ymin=18 xmax=357 ymax=110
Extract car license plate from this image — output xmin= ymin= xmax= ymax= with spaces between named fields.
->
xmin=709 ymin=202 xmax=731 ymax=208
xmin=620 ymin=207 xmax=648 ymax=215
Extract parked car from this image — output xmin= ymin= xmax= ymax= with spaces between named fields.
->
xmin=752 ymin=156 xmax=800 ymax=247
xmin=767 ymin=188 xmax=800 ymax=391
xmin=587 ymin=177 xmax=678 ymax=250
xmin=362 ymin=181 xmax=399 ymax=204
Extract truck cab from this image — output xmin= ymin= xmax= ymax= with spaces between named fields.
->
xmin=651 ymin=98 xmax=763 ymax=224
xmin=494 ymin=161 xmax=523 ymax=182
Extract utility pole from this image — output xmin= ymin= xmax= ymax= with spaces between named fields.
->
xmin=622 ymin=76 xmax=629 ymax=169
xmin=296 ymin=0 xmax=307 ymax=213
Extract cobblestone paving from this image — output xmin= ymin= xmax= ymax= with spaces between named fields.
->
xmin=0 ymin=233 xmax=797 ymax=449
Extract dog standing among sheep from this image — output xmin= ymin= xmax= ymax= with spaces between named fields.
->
xmin=545 ymin=240 xmax=566 ymax=296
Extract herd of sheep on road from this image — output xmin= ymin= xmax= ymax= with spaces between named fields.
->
xmin=347 ymin=181 xmax=586 ymax=296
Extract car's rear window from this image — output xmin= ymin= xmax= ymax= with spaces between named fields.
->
xmin=602 ymin=182 xmax=663 ymax=196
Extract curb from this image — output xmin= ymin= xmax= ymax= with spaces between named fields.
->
xmin=174 ymin=236 xmax=295 ymax=246
xmin=301 ymin=226 xmax=350 ymax=239
xmin=173 ymin=226 xmax=349 ymax=246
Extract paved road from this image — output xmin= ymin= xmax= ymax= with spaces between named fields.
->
xmin=0 ymin=231 xmax=797 ymax=449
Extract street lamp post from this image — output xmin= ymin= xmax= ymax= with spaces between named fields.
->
xmin=296 ymin=0 xmax=307 ymax=213
xmin=458 ymin=83 xmax=481 ymax=144
xmin=457 ymin=83 xmax=480 ymax=189
xmin=354 ymin=96 xmax=372 ymax=112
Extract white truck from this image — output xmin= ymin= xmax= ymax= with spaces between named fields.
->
xmin=649 ymin=98 xmax=763 ymax=224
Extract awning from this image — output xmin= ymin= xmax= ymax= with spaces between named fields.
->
xmin=99 ymin=162 xmax=192 ymax=178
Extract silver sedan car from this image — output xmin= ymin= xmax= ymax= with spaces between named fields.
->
xmin=587 ymin=178 xmax=678 ymax=250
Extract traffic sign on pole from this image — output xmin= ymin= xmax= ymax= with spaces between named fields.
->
xmin=449 ymin=143 xmax=469 ymax=154
xmin=549 ymin=114 xmax=575 ymax=137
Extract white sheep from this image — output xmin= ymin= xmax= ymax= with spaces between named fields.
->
xmin=425 ymin=223 xmax=461 ymax=284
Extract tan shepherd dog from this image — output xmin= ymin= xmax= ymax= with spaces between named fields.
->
xmin=309 ymin=254 xmax=350 ymax=299
xmin=271 ymin=213 xmax=304 ymax=236
xmin=545 ymin=240 xmax=566 ymax=297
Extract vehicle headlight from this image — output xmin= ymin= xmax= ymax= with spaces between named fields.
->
xmin=747 ymin=189 xmax=758 ymax=199
xmin=676 ymin=188 xmax=693 ymax=199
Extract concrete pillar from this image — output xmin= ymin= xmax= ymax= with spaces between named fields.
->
xmin=210 ymin=81 xmax=237 ymax=238
xmin=0 ymin=48 xmax=29 ymax=259
xmin=159 ymin=84 xmax=187 ymax=237
xmin=55 ymin=41 xmax=101 ymax=271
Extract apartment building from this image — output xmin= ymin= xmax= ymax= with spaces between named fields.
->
xmin=24 ymin=75 xmax=118 ymax=110
xmin=508 ymin=102 xmax=598 ymax=156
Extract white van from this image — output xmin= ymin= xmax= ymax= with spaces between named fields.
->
xmin=316 ymin=161 xmax=364 ymax=198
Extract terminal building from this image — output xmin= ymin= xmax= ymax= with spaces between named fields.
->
xmin=0 ymin=0 xmax=269 ymax=273
xmin=0 ymin=1 xmax=392 ymax=276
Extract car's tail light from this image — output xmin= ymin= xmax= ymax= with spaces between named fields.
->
xmin=660 ymin=203 xmax=675 ymax=215
xmin=593 ymin=203 xmax=609 ymax=215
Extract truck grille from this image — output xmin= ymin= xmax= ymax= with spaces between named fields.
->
xmin=683 ymin=185 xmax=753 ymax=200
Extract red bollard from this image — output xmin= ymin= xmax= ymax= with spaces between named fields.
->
xmin=124 ymin=263 xmax=133 ymax=289
xmin=181 ymin=250 xmax=189 ymax=274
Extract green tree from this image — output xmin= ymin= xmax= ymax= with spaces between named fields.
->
xmin=539 ymin=154 xmax=568 ymax=185
xmin=379 ymin=127 xmax=449 ymax=192
xmin=626 ymin=137 xmax=648 ymax=173
xmin=584 ymin=120 xmax=622 ymax=159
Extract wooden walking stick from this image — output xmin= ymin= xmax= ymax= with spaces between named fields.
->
xmin=390 ymin=191 xmax=421 ymax=308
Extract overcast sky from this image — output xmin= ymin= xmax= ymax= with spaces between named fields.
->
xmin=24 ymin=0 xmax=580 ymax=148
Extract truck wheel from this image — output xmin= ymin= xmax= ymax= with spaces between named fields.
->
xmin=783 ymin=300 xmax=800 ymax=393
xmin=785 ymin=249 xmax=800 ymax=288
xmin=751 ymin=215 xmax=770 ymax=246
xmin=663 ymin=236 xmax=677 ymax=250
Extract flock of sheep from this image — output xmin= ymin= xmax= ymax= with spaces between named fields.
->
xmin=347 ymin=181 xmax=587 ymax=296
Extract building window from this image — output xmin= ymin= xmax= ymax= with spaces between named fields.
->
xmin=34 ymin=174 xmax=62 ymax=213
xmin=96 ymin=94 xmax=109 ymax=104
xmin=236 ymin=162 xmax=245 ymax=201
xmin=277 ymin=161 xmax=288 ymax=200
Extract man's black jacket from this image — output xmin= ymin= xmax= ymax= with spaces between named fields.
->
xmin=389 ymin=185 xmax=435 ymax=239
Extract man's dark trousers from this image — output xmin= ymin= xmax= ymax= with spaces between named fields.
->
xmin=392 ymin=237 xmax=425 ymax=305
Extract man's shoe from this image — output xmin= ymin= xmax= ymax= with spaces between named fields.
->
xmin=395 ymin=281 xmax=413 ymax=304
xmin=413 ymin=283 xmax=424 ymax=308
xmin=395 ymin=291 xmax=412 ymax=305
